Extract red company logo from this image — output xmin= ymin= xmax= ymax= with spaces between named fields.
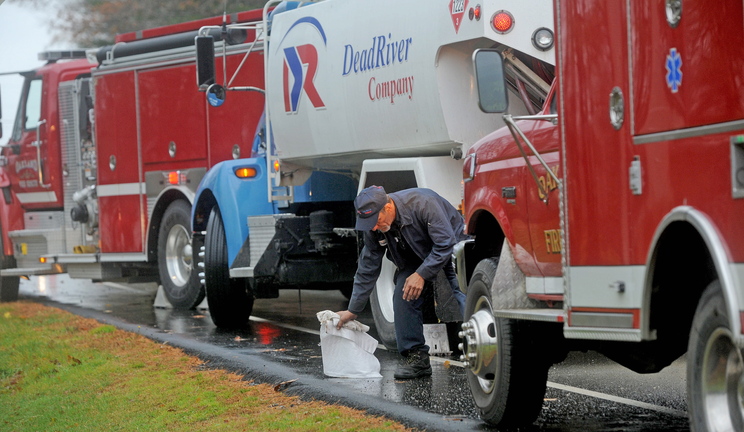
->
xmin=449 ymin=0 xmax=468 ymax=33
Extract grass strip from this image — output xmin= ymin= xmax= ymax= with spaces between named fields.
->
xmin=0 ymin=301 xmax=412 ymax=432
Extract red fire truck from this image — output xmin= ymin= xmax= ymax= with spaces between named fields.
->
xmin=0 ymin=10 xmax=266 ymax=308
xmin=458 ymin=0 xmax=744 ymax=430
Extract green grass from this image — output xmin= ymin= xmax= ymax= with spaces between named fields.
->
xmin=0 ymin=302 xmax=411 ymax=432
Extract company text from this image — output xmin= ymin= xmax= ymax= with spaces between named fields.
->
xmin=343 ymin=34 xmax=413 ymax=76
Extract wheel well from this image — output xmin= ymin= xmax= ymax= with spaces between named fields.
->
xmin=146 ymin=190 xmax=192 ymax=262
xmin=647 ymin=221 xmax=717 ymax=355
xmin=464 ymin=210 xmax=506 ymax=285
xmin=192 ymin=189 xmax=217 ymax=233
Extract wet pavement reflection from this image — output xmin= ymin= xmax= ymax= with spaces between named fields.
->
xmin=18 ymin=275 xmax=690 ymax=431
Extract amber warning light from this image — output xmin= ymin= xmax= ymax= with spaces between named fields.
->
xmin=235 ymin=167 xmax=257 ymax=178
xmin=168 ymin=171 xmax=187 ymax=185
xmin=492 ymin=10 xmax=514 ymax=34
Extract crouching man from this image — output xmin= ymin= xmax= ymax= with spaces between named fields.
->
xmin=336 ymin=185 xmax=468 ymax=379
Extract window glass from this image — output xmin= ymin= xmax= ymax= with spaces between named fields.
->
xmin=24 ymin=79 xmax=42 ymax=131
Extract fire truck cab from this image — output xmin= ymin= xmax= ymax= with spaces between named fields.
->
xmin=0 ymin=10 xmax=267 ymax=309
xmin=459 ymin=0 xmax=744 ymax=430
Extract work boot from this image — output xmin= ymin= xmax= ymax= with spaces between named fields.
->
xmin=394 ymin=351 xmax=432 ymax=379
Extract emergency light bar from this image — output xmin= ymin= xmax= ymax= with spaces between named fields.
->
xmin=38 ymin=50 xmax=88 ymax=62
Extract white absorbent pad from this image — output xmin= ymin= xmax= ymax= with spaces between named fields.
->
xmin=316 ymin=310 xmax=382 ymax=379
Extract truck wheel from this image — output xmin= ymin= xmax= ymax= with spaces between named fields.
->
xmin=370 ymin=257 xmax=398 ymax=350
xmin=204 ymin=207 xmax=254 ymax=328
xmin=0 ymin=268 xmax=19 ymax=303
xmin=461 ymin=258 xmax=548 ymax=427
xmin=687 ymin=280 xmax=744 ymax=432
xmin=158 ymin=200 xmax=204 ymax=309
xmin=0 ymin=230 xmax=19 ymax=302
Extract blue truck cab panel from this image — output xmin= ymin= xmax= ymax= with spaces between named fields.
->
xmin=192 ymin=157 xmax=274 ymax=267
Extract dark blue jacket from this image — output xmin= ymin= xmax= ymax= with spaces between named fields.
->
xmin=347 ymin=188 xmax=468 ymax=315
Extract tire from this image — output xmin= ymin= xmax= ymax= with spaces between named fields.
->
xmin=462 ymin=258 xmax=549 ymax=427
xmin=157 ymin=200 xmax=204 ymax=309
xmin=204 ymin=207 xmax=254 ymax=328
xmin=0 ymin=231 xmax=19 ymax=302
xmin=370 ymin=256 xmax=398 ymax=350
xmin=687 ymin=280 xmax=744 ymax=432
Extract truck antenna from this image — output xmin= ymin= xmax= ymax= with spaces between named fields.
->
xmin=221 ymin=0 xmax=228 ymax=40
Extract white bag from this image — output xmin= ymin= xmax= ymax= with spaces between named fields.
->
xmin=316 ymin=310 xmax=382 ymax=379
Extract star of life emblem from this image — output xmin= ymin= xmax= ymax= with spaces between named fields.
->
xmin=665 ymin=47 xmax=682 ymax=93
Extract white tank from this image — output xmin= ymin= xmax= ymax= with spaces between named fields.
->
xmin=265 ymin=0 xmax=554 ymax=170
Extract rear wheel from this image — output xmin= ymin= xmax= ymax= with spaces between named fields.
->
xmin=370 ymin=257 xmax=397 ymax=350
xmin=461 ymin=258 xmax=548 ymax=427
xmin=0 ymin=230 xmax=19 ymax=302
xmin=687 ymin=280 xmax=744 ymax=432
xmin=158 ymin=200 xmax=204 ymax=309
xmin=204 ymin=207 xmax=253 ymax=328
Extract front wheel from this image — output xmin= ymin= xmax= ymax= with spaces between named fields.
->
xmin=204 ymin=207 xmax=254 ymax=328
xmin=461 ymin=258 xmax=549 ymax=427
xmin=0 ymin=227 xmax=20 ymax=302
xmin=687 ymin=281 xmax=744 ymax=432
xmin=158 ymin=200 xmax=204 ymax=309
xmin=370 ymin=257 xmax=397 ymax=350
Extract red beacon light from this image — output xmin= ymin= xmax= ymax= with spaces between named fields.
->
xmin=492 ymin=10 xmax=514 ymax=34
xmin=469 ymin=5 xmax=482 ymax=21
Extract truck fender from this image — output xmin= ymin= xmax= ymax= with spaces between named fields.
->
xmin=145 ymin=185 xmax=195 ymax=261
xmin=643 ymin=205 xmax=741 ymax=344
xmin=192 ymin=158 xmax=274 ymax=267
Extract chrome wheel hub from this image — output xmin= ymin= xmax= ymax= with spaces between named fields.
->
xmin=165 ymin=224 xmax=193 ymax=287
xmin=459 ymin=296 xmax=499 ymax=393
xmin=701 ymin=327 xmax=744 ymax=432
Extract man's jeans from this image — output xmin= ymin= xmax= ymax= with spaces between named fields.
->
xmin=393 ymin=263 xmax=466 ymax=355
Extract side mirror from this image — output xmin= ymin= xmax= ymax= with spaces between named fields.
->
xmin=206 ymin=83 xmax=226 ymax=107
xmin=195 ymin=36 xmax=216 ymax=90
xmin=473 ymin=49 xmax=509 ymax=113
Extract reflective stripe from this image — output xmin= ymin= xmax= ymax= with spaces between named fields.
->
xmin=97 ymin=183 xmax=145 ymax=197
xmin=16 ymin=191 xmax=57 ymax=204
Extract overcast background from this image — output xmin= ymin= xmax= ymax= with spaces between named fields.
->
xmin=0 ymin=0 xmax=68 ymax=146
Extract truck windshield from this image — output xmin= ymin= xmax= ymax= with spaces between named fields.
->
xmin=11 ymin=77 xmax=42 ymax=142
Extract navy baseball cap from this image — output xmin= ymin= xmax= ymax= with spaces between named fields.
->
xmin=354 ymin=185 xmax=388 ymax=231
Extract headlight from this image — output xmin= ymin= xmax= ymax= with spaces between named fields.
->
xmin=532 ymin=27 xmax=554 ymax=51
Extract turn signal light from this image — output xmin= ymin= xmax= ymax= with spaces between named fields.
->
xmin=235 ymin=167 xmax=257 ymax=178
xmin=492 ymin=10 xmax=514 ymax=34
xmin=273 ymin=160 xmax=281 ymax=173
xmin=167 ymin=171 xmax=187 ymax=185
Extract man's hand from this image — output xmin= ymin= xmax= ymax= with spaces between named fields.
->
xmin=402 ymin=272 xmax=425 ymax=301
xmin=336 ymin=310 xmax=358 ymax=329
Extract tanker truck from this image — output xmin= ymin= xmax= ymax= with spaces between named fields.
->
xmin=191 ymin=0 xmax=556 ymax=344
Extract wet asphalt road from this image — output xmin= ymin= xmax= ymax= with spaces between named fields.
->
xmin=18 ymin=275 xmax=690 ymax=431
